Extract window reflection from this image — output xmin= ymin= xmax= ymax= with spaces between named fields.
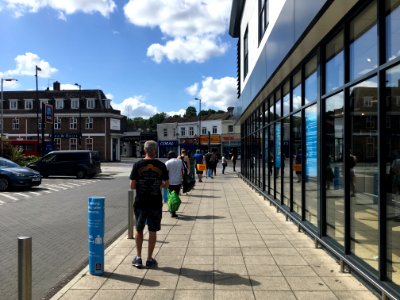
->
xmin=326 ymin=31 xmax=344 ymax=93
xmin=325 ymin=92 xmax=345 ymax=246
xmin=350 ymin=76 xmax=379 ymax=271
xmin=292 ymin=112 xmax=302 ymax=215
xmin=305 ymin=104 xmax=318 ymax=226
xmin=283 ymin=117 xmax=290 ymax=206
xmin=305 ymin=55 xmax=318 ymax=104
xmin=293 ymin=72 xmax=302 ymax=111
xmin=349 ymin=1 xmax=377 ymax=80
xmin=385 ymin=64 xmax=400 ymax=285
xmin=275 ymin=123 xmax=282 ymax=202
xmin=386 ymin=0 xmax=400 ymax=62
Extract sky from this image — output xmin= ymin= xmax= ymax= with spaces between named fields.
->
xmin=0 ymin=0 xmax=237 ymax=119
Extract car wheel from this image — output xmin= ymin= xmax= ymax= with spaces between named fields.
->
xmin=76 ymin=169 xmax=86 ymax=179
xmin=0 ymin=177 xmax=9 ymax=191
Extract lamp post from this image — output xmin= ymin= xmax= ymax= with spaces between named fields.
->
xmin=194 ymin=97 xmax=201 ymax=147
xmin=35 ymin=66 xmax=41 ymax=153
xmin=1 ymin=78 xmax=18 ymax=156
xmin=74 ymin=83 xmax=82 ymax=149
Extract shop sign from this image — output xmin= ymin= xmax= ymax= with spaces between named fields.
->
xmin=200 ymin=135 xmax=220 ymax=144
xmin=51 ymin=133 xmax=81 ymax=138
xmin=159 ymin=140 xmax=178 ymax=146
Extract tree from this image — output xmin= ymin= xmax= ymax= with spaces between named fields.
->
xmin=185 ymin=106 xmax=197 ymax=118
xmin=148 ymin=112 xmax=167 ymax=131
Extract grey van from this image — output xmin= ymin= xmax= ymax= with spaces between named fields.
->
xmin=28 ymin=150 xmax=101 ymax=179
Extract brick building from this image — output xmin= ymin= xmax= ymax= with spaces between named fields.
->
xmin=1 ymin=81 xmax=126 ymax=161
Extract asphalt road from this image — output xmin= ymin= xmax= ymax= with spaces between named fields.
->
xmin=0 ymin=161 xmax=134 ymax=300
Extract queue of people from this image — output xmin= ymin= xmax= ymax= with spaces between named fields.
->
xmin=129 ymin=141 xmax=239 ymax=270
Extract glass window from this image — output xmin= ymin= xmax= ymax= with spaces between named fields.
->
xmin=305 ymin=55 xmax=318 ymax=104
xmin=212 ymin=126 xmax=217 ymax=134
xmin=349 ymin=76 xmax=379 ymax=271
xmin=326 ymin=31 xmax=344 ymax=93
xmin=54 ymin=117 xmax=61 ymax=130
xmin=85 ymin=117 xmax=93 ymax=129
xmin=283 ymin=82 xmax=290 ymax=116
xmin=87 ymin=99 xmax=95 ymax=109
xmin=24 ymin=99 xmax=33 ymax=110
xmin=293 ymin=71 xmax=302 ymax=111
xmin=228 ymin=125 xmax=234 ymax=133
xmin=282 ymin=117 xmax=290 ymax=206
xmin=386 ymin=0 xmax=400 ymax=62
xmin=325 ymin=92 xmax=345 ymax=246
xmin=201 ymin=127 xmax=207 ymax=135
xmin=259 ymin=0 xmax=268 ymax=41
xmin=10 ymin=99 xmax=18 ymax=110
xmin=268 ymin=125 xmax=275 ymax=196
xmin=292 ymin=111 xmax=302 ymax=215
xmin=71 ymin=98 xmax=79 ymax=109
xmin=12 ymin=118 xmax=19 ymax=130
xmin=305 ymin=104 xmax=318 ymax=226
xmin=349 ymin=1 xmax=378 ymax=81
xmin=275 ymin=123 xmax=282 ymax=202
xmin=189 ymin=127 xmax=194 ymax=135
xmin=181 ymin=127 xmax=186 ymax=136
xmin=163 ymin=128 xmax=168 ymax=137
xmin=69 ymin=138 xmax=77 ymax=150
xmin=55 ymin=99 xmax=64 ymax=109
xmin=244 ymin=26 xmax=249 ymax=78
xmin=275 ymin=90 xmax=282 ymax=119
xmin=70 ymin=117 xmax=77 ymax=129
xmin=385 ymin=64 xmax=400 ymax=285
xmin=86 ymin=138 xmax=93 ymax=151
xmin=54 ymin=138 xmax=61 ymax=150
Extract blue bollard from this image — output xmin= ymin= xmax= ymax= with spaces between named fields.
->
xmin=88 ymin=197 xmax=105 ymax=276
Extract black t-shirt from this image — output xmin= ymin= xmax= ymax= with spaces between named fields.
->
xmin=129 ymin=159 xmax=169 ymax=210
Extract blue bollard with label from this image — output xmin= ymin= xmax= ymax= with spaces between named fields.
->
xmin=88 ymin=196 xmax=105 ymax=276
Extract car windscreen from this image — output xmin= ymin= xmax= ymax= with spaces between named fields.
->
xmin=0 ymin=158 xmax=20 ymax=168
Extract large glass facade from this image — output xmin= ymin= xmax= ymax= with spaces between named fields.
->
xmin=385 ymin=64 xmax=400 ymax=285
xmin=325 ymin=92 xmax=345 ymax=246
xmin=240 ymin=0 xmax=400 ymax=294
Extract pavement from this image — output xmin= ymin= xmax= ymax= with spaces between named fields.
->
xmin=50 ymin=168 xmax=378 ymax=300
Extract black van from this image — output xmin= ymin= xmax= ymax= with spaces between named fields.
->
xmin=28 ymin=150 xmax=101 ymax=179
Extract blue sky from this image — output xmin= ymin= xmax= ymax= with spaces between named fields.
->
xmin=0 ymin=0 xmax=237 ymax=118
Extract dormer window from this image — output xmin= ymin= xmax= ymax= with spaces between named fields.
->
xmin=55 ymin=99 xmax=64 ymax=109
xmin=24 ymin=99 xmax=33 ymax=110
xmin=71 ymin=98 xmax=79 ymax=109
xmin=87 ymin=98 xmax=95 ymax=109
xmin=10 ymin=99 xmax=18 ymax=110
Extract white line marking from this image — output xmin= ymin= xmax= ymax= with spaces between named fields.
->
xmin=44 ymin=190 xmax=52 ymax=194
xmin=0 ymin=199 xmax=4 ymax=205
xmin=15 ymin=193 xmax=31 ymax=198
xmin=0 ymin=193 xmax=19 ymax=201
xmin=47 ymin=185 xmax=67 ymax=190
xmin=29 ymin=191 xmax=41 ymax=196
xmin=43 ymin=186 xmax=59 ymax=191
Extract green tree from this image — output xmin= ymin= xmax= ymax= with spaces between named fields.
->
xmin=148 ymin=112 xmax=167 ymax=131
xmin=185 ymin=106 xmax=197 ymax=118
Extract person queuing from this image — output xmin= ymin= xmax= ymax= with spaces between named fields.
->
xmin=194 ymin=149 xmax=205 ymax=182
xmin=129 ymin=140 xmax=169 ymax=269
xmin=165 ymin=151 xmax=184 ymax=218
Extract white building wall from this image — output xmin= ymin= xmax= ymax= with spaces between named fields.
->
xmin=241 ymin=0 xmax=286 ymax=91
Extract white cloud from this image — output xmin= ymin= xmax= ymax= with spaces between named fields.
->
xmin=112 ymin=96 xmax=158 ymax=119
xmin=188 ymin=76 xmax=237 ymax=111
xmin=6 ymin=52 xmax=58 ymax=78
xmin=3 ymin=0 xmax=116 ymax=18
xmin=185 ymin=82 xmax=198 ymax=96
xmin=124 ymin=0 xmax=232 ymax=63
xmin=166 ymin=109 xmax=186 ymax=117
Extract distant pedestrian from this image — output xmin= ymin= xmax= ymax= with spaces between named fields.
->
xmin=165 ymin=151 xmax=184 ymax=218
xmin=221 ymin=155 xmax=228 ymax=174
xmin=194 ymin=149 xmax=205 ymax=182
xmin=130 ymin=140 xmax=169 ymax=269
xmin=178 ymin=149 xmax=190 ymax=172
xmin=231 ymin=153 xmax=237 ymax=172
xmin=205 ymin=151 xmax=213 ymax=178
xmin=211 ymin=150 xmax=218 ymax=176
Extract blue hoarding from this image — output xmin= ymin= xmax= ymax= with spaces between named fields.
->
xmin=88 ymin=197 xmax=105 ymax=275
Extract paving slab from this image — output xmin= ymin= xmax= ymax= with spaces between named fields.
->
xmin=51 ymin=171 xmax=379 ymax=300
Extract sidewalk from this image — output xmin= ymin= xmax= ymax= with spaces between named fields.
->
xmin=51 ymin=170 xmax=378 ymax=300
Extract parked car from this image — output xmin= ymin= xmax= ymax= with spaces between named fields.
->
xmin=28 ymin=150 xmax=102 ymax=179
xmin=0 ymin=157 xmax=41 ymax=191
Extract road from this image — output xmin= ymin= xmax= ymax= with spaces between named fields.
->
xmin=0 ymin=160 xmax=134 ymax=300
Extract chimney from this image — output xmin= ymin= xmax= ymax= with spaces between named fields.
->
xmin=53 ymin=81 xmax=61 ymax=91
xmin=227 ymin=106 xmax=234 ymax=116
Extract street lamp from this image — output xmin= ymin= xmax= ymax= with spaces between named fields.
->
xmin=1 ymin=78 xmax=18 ymax=156
xmin=35 ymin=65 xmax=41 ymax=153
xmin=74 ymin=83 xmax=82 ymax=148
xmin=194 ymin=97 xmax=201 ymax=144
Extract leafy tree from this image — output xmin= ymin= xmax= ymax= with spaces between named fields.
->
xmin=185 ymin=106 xmax=197 ymax=118
xmin=148 ymin=112 xmax=167 ymax=131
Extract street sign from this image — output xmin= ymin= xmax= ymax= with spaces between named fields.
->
xmin=45 ymin=104 xmax=53 ymax=124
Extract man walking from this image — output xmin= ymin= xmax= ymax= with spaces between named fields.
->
xmin=129 ymin=140 xmax=169 ymax=269
xmin=165 ymin=151 xmax=183 ymax=218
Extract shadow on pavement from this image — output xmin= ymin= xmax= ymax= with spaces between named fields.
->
xmin=177 ymin=215 xmax=225 ymax=221
xmin=158 ymin=267 xmax=259 ymax=286
xmin=102 ymin=272 xmax=160 ymax=287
